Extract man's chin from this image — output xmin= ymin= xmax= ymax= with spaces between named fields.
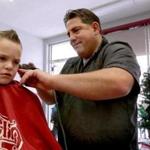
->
xmin=75 ymin=49 xmax=85 ymax=56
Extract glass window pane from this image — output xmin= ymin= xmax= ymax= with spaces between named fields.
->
xmin=52 ymin=41 xmax=77 ymax=60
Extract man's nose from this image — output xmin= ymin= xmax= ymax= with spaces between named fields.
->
xmin=70 ymin=33 xmax=76 ymax=41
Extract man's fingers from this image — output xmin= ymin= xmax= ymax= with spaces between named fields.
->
xmin=18 ymin=68 xmax=26 ymax=77
xmin=18 ymin=69 xmax=33 ymax=85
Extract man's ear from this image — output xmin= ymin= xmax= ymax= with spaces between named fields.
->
xmin=91 ymin=21 xmax=101 ymax=34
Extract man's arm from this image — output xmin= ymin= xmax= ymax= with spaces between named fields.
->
xmin=19 ymin=67 xmax=134 ymax=101
xmin=37 ymin=89 xmax=55 ymax=104
xmin=50 ymin=67 xmax=134 ymax=100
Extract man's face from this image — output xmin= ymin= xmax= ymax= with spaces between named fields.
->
xmin=66 ymin=17 xmax=100 ymax=59
xmin=0 ymin=38 xmax=21 ymax=84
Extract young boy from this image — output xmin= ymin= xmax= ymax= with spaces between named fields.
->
xmin=0 ymin=30 xmax=62 ymax=150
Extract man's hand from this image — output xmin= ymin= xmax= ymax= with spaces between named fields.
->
xmin=18 ymin=69 xmax=51 ymax=91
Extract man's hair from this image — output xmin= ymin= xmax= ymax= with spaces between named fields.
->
xmin=64 ymin=8 xmax=101 ymax=30
xmin=0 ymin=29 xmax=21 ymax=45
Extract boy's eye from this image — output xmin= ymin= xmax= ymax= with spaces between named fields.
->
xmin=14 ymin=60 xmax=20 ymax=65
xmin=0 ymin=56 xmax=6 ymax=61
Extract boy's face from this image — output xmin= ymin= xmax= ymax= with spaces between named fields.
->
xmin=0 ymin=38 xmax=22 ymax=85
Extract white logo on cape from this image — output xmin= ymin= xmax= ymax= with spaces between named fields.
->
xmin=0 ymin=114 xmax=23 ymax=150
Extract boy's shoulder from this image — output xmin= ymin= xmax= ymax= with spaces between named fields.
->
xmin=1 ymin=80 xmax=39 ymax=99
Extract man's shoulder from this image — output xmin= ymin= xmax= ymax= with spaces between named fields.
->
xmin=67 ymin=56 xmax=80 ymax=63
xmin=105 ymin=40 xmax=132 ymax=50
xmin=65 ymin=56 xmax=80 ymax=66
xmin=100 ymin=37 xmax=132 ymax=54
xmin=61 ymin=56 xmax=80 ymax=73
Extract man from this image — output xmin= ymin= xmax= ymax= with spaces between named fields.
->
xmin=19 ymin=8 xmax=141 ymax=150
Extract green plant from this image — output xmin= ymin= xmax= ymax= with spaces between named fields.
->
xmin=138 ymin=72 xmax=150 ymax=131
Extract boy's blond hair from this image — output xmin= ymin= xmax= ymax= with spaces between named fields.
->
xmin=0 ymin=30 xmax=21 ymax=45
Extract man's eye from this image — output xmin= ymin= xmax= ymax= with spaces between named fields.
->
xmin=74 ymin=28 xmax=80 ymax=33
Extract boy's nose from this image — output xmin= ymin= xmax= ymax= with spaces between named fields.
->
xmin=5 ymin=62 xmax=13 ymax=69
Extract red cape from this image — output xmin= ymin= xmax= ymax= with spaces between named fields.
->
xmin=0 ymin=81 xmax=62 ymax=150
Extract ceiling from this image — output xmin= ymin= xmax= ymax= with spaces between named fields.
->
xmin=0 ymin=0 xmax=150 ymax=39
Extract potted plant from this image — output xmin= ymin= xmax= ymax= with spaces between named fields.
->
xmin=138 ymin=72 xmax=150 ymax=138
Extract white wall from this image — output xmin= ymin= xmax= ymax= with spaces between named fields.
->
xmin=18 ymin=32 xmax=43 ymax=69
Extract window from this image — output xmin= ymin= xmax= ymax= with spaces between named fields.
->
xmin=48 ymin=41 xmax=77 ymax=74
